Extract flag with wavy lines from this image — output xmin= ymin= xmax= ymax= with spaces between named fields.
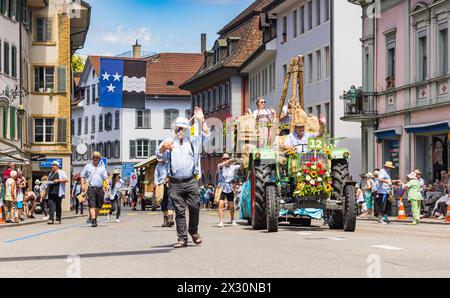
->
xmin=99 ymin=58 xmax=146 ymax=109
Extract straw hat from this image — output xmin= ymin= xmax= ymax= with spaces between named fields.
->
xmin=373 ymin=171 xmax=379 ymax=177
xmin=384 ymin=161 xmax=395 ymax=169
xmin=222 ymin=153 xmax=231 ymax=160
xmin=366 ymin=172 xmax=374 ymax=179
xmin=292 ymin=114 xmax=307 ymax=127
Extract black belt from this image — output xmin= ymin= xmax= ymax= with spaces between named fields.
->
xmin=90 ymin=186 xmax=103 ymax=189
xmin=169 ymin=175 xmax=196 ymax=184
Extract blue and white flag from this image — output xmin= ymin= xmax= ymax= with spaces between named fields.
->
xmin=99 ymin=58 xmax=146 ymax=109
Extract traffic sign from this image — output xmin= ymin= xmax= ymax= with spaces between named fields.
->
xmin=99 ymin=158 xmax=108 ymax=168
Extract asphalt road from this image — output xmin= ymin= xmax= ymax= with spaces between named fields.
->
xmin=0 ymin=208 xmax=449 ymax=278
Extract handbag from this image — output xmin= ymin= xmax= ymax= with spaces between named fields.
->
xmin=388 ymin=190 xmax=396 ymax=205
xmin=155 ymin=184 xmax=165 ymax=206
xmin=214 ymin=186 xmax=223 ymax=205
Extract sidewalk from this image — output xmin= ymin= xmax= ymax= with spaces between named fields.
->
xmin=0 ymin=212 xmax=86 ymax=229
xmin=357 ymin=215 xmax=449 ymax=225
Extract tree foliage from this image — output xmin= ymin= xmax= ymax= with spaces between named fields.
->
xmin=72 ymin=55 xmax=87 ymax=72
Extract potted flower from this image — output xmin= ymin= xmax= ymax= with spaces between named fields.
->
xmin=46 ymin=83 xmax=54 ymax=94
xmin=39 ymin=82 xmax=45 ymax=93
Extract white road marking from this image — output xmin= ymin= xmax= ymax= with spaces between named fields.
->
xmin=326 ymin=237 xmax=347 ymax=241
xmin=297 ymin=232 xmax=312 ymax=236
xmin=372 ymin=245 xmax=404 ymax=251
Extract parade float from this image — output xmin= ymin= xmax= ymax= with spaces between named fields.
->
xmin=237 ymin=56 xmax=357 ymax=233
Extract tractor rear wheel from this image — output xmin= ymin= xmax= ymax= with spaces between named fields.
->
xmin=266 ymin=185 xmax=279 ymax=233
xmin=251 ymin=164 xmax=271 ymax=230
xmin=343 ymin=184 xmax=357 ymax=232
xmin=329 ymin=159 xmax=350 ymax=230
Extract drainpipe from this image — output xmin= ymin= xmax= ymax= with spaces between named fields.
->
xmin=330 ymin=0 xmax=335 ymax=137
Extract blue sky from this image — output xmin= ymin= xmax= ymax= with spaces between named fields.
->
xmin=78 ymin=0 xmax=255 ymax=57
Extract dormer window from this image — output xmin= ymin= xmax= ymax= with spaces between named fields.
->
xmin=167 ymin=81 xmax=175 ymax=87
xmin=215 ymin=49 xmax=220 ymax=65
xmin=227 ymin=37 xmax=240 ymax=57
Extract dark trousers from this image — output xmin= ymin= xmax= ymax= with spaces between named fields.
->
xmin=375 ymin=193 xmax=391 ymax=218
xmin=41 ymin=199 xmax=49 ymax=217
xmin=48 ymin=194 xmax=62 ymax=221
xmin=109 ymin=195 xmax=121 ymax=219
xmin=169 ymin=177 xmax=200 ymax=243
xmin=161 ymin=184 xmax=174 ymax=212
xmin=75 ymin=196 xmax=84 ymax=214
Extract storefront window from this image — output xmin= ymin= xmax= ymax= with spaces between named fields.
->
xmin=383 ymin=139 xmax=399 ymax=180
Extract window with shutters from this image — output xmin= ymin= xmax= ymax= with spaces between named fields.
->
xmin=92 ymin=84 xmax=97 ymax=101
xmin=91 ymin=115 xmax=95 ymax=133
xmin=11 ymin=45 xmax=17 ymax=78
xmin=84 ymin=117 xmax=88 ymax=135
xmin=99 ymin=114 xmax=103 ymax=132
xmin=115 ymin=111 xmax=120 ymax=129
xmin=57 ymin=118 xmax=67 ymax=144
xmin=34 ymin=118 xmax=54 ymax=143
xmin=130 ymin=140 xmax=150 ymax=159
xmin=164 ymin=109 xmax=179 ymax=129
xmin=150 ymin=140 xmax=157 ymax=158
xmin=4 ymin=42 xmax=9 ymax=75
xmin=34 ymin=66 xmax=54 ymax=92
xmin=35 ymin=16 xmax=52 ymax=43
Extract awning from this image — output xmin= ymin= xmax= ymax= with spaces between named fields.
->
xmin=405 ymin=121 xmax=450 ymax=134
xmin=134 ymin=156 xmax=157 ymax=169
xmin=0 ymin=142 xmax=30 ymax=165
xmin=374 ymin=127 xmax=402 ymax=140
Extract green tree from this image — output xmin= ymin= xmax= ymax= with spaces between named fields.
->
xmin=72 ymin=55 xmax=87 ymax=72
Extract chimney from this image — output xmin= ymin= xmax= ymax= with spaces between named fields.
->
xmin=201 ymin=33 xmax=207 ymax=53
xmin=132 ymin=40 xmax=142 ymax=58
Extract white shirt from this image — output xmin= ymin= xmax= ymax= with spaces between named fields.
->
xmin=284 ymin=132 xmax=318 ymax=153
xmin=110 ymin=179 xmax=124 ymax=199
xmin=57 ymin=170 xmax=68 ymax=197
xmin=81 ymin=163 xmax=108 ymax=188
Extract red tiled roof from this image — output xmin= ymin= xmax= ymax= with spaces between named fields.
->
xmin=145 ymin=53 xmax=203 ymax=96
xmin=85 ymin=53 xmax=203 ymax=97
xmin=218 ymin=0 xmax=273 ymax=35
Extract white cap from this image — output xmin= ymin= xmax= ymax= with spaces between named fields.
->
xmin=172 ymin=117 xmax=191 ymax=130
xmin=52 ymin=160 xmax=61 ymax=167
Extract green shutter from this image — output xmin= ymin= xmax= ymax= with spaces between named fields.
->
xmin=15 ymin=0 xmax=20 ymax=22
xmin=3 ymin=108 xmax=8 ymax=138
xmin=1 ymin=0 xmax=5 ymax=15
xmin=8 ymin=0 xmax=13 ymax=18
xmin=17 ymin=114 xmax=22 ymax=141
xmin=57 ymin=66 xmax=67 ymax=92
xmin=10 ymin=107 xmax=15 ymax=139
xmin=4 ymin=42 xmax=9 ymax=75
xmin=11 ymin=46 xmax=17 ymax=78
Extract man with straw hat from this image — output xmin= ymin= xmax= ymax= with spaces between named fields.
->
xmin=157 ymin=107 xmax=210 ymax=248
xmin=282 ymin=114 xmax=327 ymax=153
xmin=375 ymin=161 xmax=395 ymax=224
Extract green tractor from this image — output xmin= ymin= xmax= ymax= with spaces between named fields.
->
xmin=239 ymin=55 xmax=357 ymax=232
xmin=240 ymin=137 xmax=357 ymax=233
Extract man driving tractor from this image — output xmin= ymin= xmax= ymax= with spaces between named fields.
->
xmin=280 ymin=114 xmax=327 ymax=153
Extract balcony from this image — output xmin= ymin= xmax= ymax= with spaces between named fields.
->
xmin=340 ymin=86 xmax=377 ymax=122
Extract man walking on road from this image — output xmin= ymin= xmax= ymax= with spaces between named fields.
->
xmin=217 ymin=154 xmax=242 ymax=227
xmin=157 ymin=107 xmax=210 ymax=248
xmin=81 ymin=152 xmax=109 ymax=228
xmin=47 ymin=161 xmax=69 ymax=225
xmin=376 ymin=161 xmax=395 ymax=224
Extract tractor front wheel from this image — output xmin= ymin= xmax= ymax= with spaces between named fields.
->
xmin=329 ymin=159 xmax=350 ymax=230
xmin=343 ymin=184 xmax=357 ymax=232
xmin=266 ymin=185 xmax=279 ymax=233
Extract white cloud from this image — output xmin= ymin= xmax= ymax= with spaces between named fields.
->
xmin=101 ymin=26 xmax=153 ymax=45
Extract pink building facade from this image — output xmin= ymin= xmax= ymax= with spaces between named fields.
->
xmin=344 ymin=0 xmax=449 ymax=182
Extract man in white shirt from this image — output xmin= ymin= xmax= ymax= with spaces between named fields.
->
xmin=81 ymin=152 xmax=109 ymax=228
xmin=282 ymin=115 xmax=327 ymax=153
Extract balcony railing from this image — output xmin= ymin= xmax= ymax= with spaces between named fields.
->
xmin=341 ymin=87 xmax=377 ymax=121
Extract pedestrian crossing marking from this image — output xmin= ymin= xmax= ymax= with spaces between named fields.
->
xmin=127 ymin=213 xmax=138 ymax=216
xmin=372 ymin=245 xmax=404 ymax=251
xmin=147 ymin=212 xmax=158 ymax=215
xmin=326 ymin=237 xmax=347 ymax=241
